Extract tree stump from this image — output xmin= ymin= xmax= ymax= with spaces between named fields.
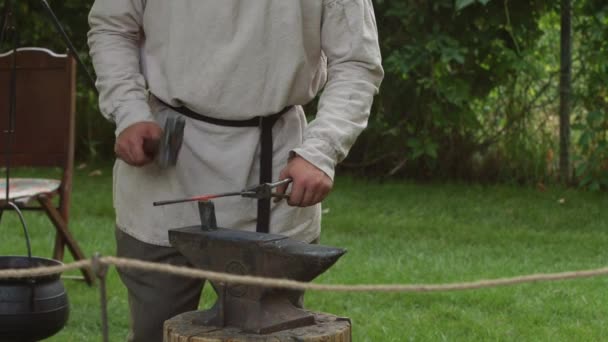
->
xmin=164 ymin=311 xmax=351 ymax=342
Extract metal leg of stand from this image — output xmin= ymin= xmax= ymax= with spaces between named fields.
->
xmin=39 ymin=0 xmax=96 ymax=89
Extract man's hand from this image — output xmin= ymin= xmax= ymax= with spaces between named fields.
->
xmin=276 ymin=155 xmax=333 ymax=207
xmin=115 ymin=122 xmax=163 ymax=167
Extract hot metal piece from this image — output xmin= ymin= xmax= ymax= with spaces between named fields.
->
xmin=168 ymin=201 xmax=345 ymax=334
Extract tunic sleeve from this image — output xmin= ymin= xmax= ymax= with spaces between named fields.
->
xmin=291 ymin=0 xmax=384 ymax=180
xmin=88 ymin=0 xmax=154 ymax=136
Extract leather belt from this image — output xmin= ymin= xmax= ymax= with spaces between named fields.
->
xmin=160 ymin=100 xmax=291 ymax=233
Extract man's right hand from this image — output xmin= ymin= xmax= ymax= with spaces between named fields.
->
xmin=115 ymin=122 xmax=163 ymax=167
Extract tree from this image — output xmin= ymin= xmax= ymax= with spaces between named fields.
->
xmin=349 ymin=0 xmax=552 ymax=181
xmin=559 ymin=0 xmax=572 ymax=183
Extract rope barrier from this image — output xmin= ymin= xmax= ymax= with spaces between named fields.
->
xmin=1 ymin=256 xmax=607 ymax=293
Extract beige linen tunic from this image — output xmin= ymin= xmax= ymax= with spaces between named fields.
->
xmin=88 ymin=0 xmax=384 ymax=246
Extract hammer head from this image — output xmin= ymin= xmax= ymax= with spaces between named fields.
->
xmin=157 ymin=114 xmax=185 ymax=168
xmin=144 ymin=113 xmax=186 ymax=168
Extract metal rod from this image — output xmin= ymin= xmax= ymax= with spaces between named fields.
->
xmin=0 ymin=0 xmax=9 ymax=41
xmin=39 ymin=0 xmax=97 ymax=90
xmin=153 ymin=192 xmax=243 ymax=206
xmin=2 ymin=0 xmax=17 ymax=206
xmin=267 ymin=178 xmax=293 ymax=188
xmin=154 ymin=179 xmax=293 ymax=206
xmin=0 ymin=206 xmax=46 ymax=211
xmin=7 ymin=201 xmax=32 ymax=260
xmin=5 ymin=28 xmax=17 ymax=203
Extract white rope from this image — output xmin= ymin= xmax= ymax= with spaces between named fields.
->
xmin=0 ymin=256 xmax=607 ymax=293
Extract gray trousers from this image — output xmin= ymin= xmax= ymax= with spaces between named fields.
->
xmin=115 ymin=228 xmax=204 ymax=342
xmin=115 ymin=228 xmax=317 ymax=342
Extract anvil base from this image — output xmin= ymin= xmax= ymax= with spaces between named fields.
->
xmin=194 ymin=295 xmax=315 ymax=334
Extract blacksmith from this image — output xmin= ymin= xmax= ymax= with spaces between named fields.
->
xmin=88 ymin=1 xmax=383 ymax=341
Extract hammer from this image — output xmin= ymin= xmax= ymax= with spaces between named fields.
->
xmin=143 ymin=114 xmax=186 ymax=168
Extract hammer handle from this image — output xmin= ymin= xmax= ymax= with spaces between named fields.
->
xmin=143 ymin=138 xmax=159 ymax=159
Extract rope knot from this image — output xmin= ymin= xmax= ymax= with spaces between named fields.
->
xmin=91 ymin=253 xmax=108 ymax=280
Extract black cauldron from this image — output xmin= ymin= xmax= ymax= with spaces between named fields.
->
xmin=0 ymin=256 xmax=69 ymax=341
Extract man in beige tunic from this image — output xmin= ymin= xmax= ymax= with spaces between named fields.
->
xmin=88 ymin=1 xmax=383 ymax=341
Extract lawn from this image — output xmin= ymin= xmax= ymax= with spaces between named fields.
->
xmin=2 ymin=165 xmax=608 ymax=341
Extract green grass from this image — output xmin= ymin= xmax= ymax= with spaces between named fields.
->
xmin=2 ymin=166 xmax=608 ymax=341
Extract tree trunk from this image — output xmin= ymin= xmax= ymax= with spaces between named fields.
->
xmin=559 ymin=0 xmax=572 ymax=183
xmin=164 ymin=311 xmax=351 ymax=341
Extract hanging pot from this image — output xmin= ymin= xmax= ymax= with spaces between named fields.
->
xmin=0 ymin=256 xmax=69 ymax=341
xmin=0 ymin=203 xmax=69 ymax=341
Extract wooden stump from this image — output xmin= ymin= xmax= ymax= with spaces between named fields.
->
xmin=164 ymin=311 xmax=351 ymax=342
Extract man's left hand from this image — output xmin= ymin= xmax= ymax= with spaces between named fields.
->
xmin=275 ymin=155 xmax=333 ymax=207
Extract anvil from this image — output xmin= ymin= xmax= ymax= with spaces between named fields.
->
xmin=168 ymin=201 xmax=346 ymax=334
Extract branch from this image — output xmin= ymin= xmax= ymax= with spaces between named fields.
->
xmin=386 ymin=157 xmax=408 ymax=177
xmin=478 ymin=71 xmax=559 ymax=150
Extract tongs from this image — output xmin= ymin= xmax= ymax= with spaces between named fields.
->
xmin=153 ymin=178 xmax=292 ymax=206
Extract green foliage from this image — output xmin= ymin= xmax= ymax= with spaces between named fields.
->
xmin=572 ymin=1 xmax=608 ymax=190
xmin=455 ymin=0 xmax=493 ymax=11
xmin=348 ymin=0 xmax=608 ymax=188
xmin=350 ymin=0 xmax=552 ymax=182
xmin=467 ymin=9 xmax=561 ymax=183
xmin=573 ymin=111 xmax=608 ymax=191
